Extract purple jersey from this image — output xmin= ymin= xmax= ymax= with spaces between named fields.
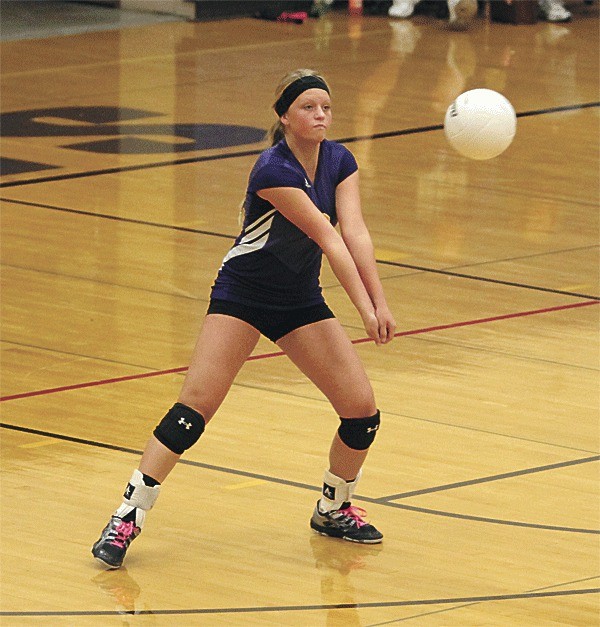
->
xmin=211 ymin=139 xmax=358 ymax=309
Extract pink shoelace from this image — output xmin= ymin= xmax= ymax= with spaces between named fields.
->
xmin=337 ymin=505 xmax=368 ymax=528
xmin=110 ymin=521 xmax=137 ymax=548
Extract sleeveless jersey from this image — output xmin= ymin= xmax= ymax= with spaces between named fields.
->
xmin=211 ymin=139 xmax=358 ymax=309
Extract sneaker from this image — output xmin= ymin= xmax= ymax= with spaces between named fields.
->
xmin=539 ymin=0 xmax=571 ymax=22
xmin=448 ymin=0 xmax=477 ymax=30
xmin=388 ymin=0 xmax=419 ymax=18
xmin=310 ymin=501 xmax=383 ymax=543
xmin=92 ymin=516 xmax=141 ymax=569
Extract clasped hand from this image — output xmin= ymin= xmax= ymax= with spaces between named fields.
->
xmin=362 ymin=305 xmax=396 ymax=346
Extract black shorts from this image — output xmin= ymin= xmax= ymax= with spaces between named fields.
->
xmin=207 ymin=299 xmax=335 ymax=343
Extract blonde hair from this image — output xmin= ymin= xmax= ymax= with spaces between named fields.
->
xmin=267 ymin=69 xmax=330 ymax=146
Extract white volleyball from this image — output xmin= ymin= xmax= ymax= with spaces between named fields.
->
xmin=444 ymin=89 xmax=517 ymax=160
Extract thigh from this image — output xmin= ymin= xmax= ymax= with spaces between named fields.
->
xmin=178 ymin=314 xmax=260 ymax=421
xmin=276 ymin=318 xmax=376 ymax=418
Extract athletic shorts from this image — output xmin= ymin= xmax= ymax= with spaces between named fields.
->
xmin=207 ymin=299 xmax=335 ymax=343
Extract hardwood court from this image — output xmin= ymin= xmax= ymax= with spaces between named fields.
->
xmin=1 ymin=3 xmax=599 ymax=624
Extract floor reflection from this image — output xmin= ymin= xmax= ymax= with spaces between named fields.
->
xmin=92 ymin=566 xmax=152 ymax=618
xmin=310 ymin=534 xmax=383 ymax=626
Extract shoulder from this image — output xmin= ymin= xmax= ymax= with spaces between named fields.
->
xmin=320 ymin=140 xmax=358 ymax=183
xmin=248 ymin=142 xmax=304 ymax=192
xmin=252 ymin=141 xmax=297 ymax=172
xmin=322 ymin=140 xmax=357 ymax=166
xmin=321 ymin=139 xmax=354 ymax=159
xmin=251 ymin=142 xmax=286 ymax=170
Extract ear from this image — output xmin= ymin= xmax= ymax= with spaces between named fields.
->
xmin=280 ymin=113 xmax=289 ymax=127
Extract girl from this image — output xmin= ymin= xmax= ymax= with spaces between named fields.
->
xmin=93 ymin=69 xmax=396 ymax=569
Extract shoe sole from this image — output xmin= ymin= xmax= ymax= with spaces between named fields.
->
xmin=310 ymin=521 xmax=383 ymax=544
xmin=92 ymin=545 xmax=123 ymax=570
xmin=93 ymin=554 xmax=122 ymax=569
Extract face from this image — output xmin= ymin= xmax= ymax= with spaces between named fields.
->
xmin=281 ymin=88 xmax=332 ymax=141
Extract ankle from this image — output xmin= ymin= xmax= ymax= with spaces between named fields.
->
xmin=318 ymin=469 xmax=362 ymax=512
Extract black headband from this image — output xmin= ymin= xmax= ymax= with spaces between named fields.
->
xmin=274 ymin=75 xmax=330 ymax=117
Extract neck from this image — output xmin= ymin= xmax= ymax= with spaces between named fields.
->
xmin=285 ymin=135 xmax=322 ymax=179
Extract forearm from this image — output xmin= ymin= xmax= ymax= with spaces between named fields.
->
xmin=322 ymin=235 xmax=374 ymax=319
xmin=343 ymin=231 xmax=389 ymax=309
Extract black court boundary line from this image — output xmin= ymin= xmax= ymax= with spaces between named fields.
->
xmin=0 ymin=587 xmax=597 ymax=617
xmin=366 ymin=577 xmax=600 ymax=626
xmin=357 ymin=498 xmax=600 ymax=534
xmin=3 ymin=196 xmax=599 ymax=301
xmin=378 ymin=455 xmax=600 ymax=501
xmin=0 ymin=197 xmax=236 ymax=240
xmin=1 ymin=102 xmax=597 ymax=189
xmin=378 ymin=259 xmax=600 ymax=301
xmin=2 ymin=422 xmax=598 ymax=534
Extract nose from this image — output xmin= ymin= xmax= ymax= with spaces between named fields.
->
xmin=315 ymin=106 xmax=326 ymax=118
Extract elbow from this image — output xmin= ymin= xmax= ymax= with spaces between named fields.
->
xmin=342 ymin=228 xmax=372 ymax=250
xmin=319 ymin=231 xmax=345 ymax=259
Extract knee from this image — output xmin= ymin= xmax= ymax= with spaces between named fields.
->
xmin=177 ymin=390 xmax=217 ymax=423
xmin=337 ymin=410 xmax=381 ymax=450
xmin=334 ymin=385 xmax=376 ymax=419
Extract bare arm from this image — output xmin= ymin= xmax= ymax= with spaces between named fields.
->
xmin=257 ymin=186 xmax=383 ymax=343
xmin=336 ymin=171 xmax=396 ymax=344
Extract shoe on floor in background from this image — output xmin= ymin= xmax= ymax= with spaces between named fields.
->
xmin=310 ymin=0 xmax=335 ymax=17
xmin=448 ymin=0 xmax=477 ymax=29
xmin=539 ymin=0 xmax=571 ymax=22
xmin=388 ymin=0 xmax=419 ymax=18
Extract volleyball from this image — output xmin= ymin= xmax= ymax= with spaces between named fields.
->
xmin=444 ymin=89 xmax=517 ymax=160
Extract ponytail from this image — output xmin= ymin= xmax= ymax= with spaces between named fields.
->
xmin=267 ymin=119 xmax=285 ymax=146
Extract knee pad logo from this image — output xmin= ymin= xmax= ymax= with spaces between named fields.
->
xmin=154 ymin=403 xmax=206 ymax=455
xmin=178 ymin=417 xmax=192 ymax=430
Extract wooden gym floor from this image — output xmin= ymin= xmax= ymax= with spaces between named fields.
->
xmin=1 ymin=2 xmax=599 ymax=624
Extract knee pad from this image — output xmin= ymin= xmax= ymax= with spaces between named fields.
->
xmin=153 ymin=403 xmax=205 ymax=455
xmin=337 ymin=410 xmax=380 ymax=450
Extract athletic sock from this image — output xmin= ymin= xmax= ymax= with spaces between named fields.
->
xmin=141 ymin=473 xmax=160 ymax=487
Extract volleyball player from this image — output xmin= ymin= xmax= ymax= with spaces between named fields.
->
xmin=92 ymin=69 xmax=396 ymax=569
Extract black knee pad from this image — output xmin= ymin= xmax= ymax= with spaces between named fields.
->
xmin=337 ymin=410 xmax=380 ymax=450
xmin=153 ymin=403 xmax=205 ymax=455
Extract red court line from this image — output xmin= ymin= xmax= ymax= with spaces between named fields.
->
xmin=1 ymin=300 xmax=597 ymax=403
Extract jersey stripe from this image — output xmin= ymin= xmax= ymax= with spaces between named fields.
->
xmin=221 ymin=213 xmax=275 ymax=266
xmin=244 ymin=208 xmax=276 ymax=236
